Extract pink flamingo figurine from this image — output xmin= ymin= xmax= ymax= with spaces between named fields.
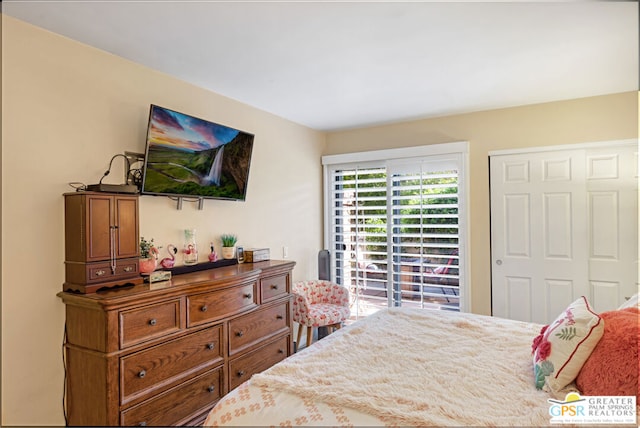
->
xmin=160 ymin=244 xmax=177 ymax=269
xmin=208 ymin=243 xmax=218 ymax=262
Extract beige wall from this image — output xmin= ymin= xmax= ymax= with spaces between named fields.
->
xmin=326 ymin=92 xmax=639 ymax=316
xmin=1 ymin=16 xmax=325 ymax=425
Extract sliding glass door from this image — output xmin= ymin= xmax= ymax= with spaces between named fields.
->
xmin=323 ymin=144 xmax=468 ymax=319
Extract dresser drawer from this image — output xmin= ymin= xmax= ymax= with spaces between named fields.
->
xmin=187 ymin=282 xmax=257 ymax=327
xmin=120 ymin=325 xmax=223 ymax=404
xmin=229 ymin=335 xmax=290 ymax=390
xmin=88 ymin=258 xmax=139 ymax=281
xmin=120 ymin=299 xmax=182 ymax=349
xmin=259 ymin=272 xmax=289 ymax=303
xmin=229 ymin=300 xmax=290 ymax=356
xmin=121 ymin=367 xmax=223 ymax=426
xmin=65 ymin=257 xmax=140 ymax=285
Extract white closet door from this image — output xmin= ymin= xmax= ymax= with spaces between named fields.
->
xmin=490 ymin=142 xmax=638 ymax=324
xmin=585 ymin=146 xmax=638 ymax=313
xmin=490 ymin=150 xmax=588 ymax=324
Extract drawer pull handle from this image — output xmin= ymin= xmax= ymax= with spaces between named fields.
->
xmin=148 ymin=319 xmax=157 ymax=326
xmin=207 ymin=385 xmax=215 ymax=393
xmin=206 ymin=343 xmax=215 ymax=350
xmin=244 ymin=293 xmax=252 ymax=299
xmin=138 ymin=370 xmax=146 ymax=378
xmin=201 ymin=305 xmax=208 ymax=312
xmin=237 ymin=370 xmax=245 ymax=377
xmin=278 ymin=348 xmax=285 ymax=354
xmin=276 ymin=314 xmax=283 ymax=320
xmin=95 ymin=270 xmax=106 ymax=277
xmin=236 ymin=331 xmax=244 ymax=337
xmin=270 ymin=284 xmax=278 ymax=290
xmin=124 ymin=266 xmax=133 ymax=272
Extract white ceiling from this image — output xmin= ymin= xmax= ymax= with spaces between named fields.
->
xmin=4 ymin=1 xmax=638 ymax=131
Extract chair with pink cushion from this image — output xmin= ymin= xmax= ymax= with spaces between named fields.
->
xmin=292 ymin=280 xmax=350 ymax=348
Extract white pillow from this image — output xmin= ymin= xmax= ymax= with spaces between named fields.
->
xmin=532 ymin=296 xmax=604 ymax=394
xmin=618 ymin=293 xmax=639 ymax=310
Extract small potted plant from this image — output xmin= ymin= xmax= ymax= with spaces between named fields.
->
xmin=220 ymin=234 xmax=237 ymax=259
xmin=139 ymin=237 xmax=159 ymax=274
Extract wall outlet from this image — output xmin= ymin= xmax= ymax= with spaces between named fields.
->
xmin=282 ymin=246 xmax=289 ymax=259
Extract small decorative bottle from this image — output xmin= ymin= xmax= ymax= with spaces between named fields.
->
xmin=183 ymin=229 xmax=198 ymax=265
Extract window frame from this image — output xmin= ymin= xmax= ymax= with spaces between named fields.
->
xmin=322 ymin=141 xmax=471 ymax=313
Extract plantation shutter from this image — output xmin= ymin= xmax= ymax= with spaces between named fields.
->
xmin=388 ymin=159 xmax=460 ymax=310
xmin=329 ymin=165 xmax=388 ymax=310
xmin=325 ymin=148 xmax=466 ymax=319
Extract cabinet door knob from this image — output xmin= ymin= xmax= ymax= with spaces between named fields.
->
xmin=207 ymin=385 xmax=215 ymax=393
xmin=206 ymin=343 xmax=215 ymax=350
xmin=148 ymin=319 xmax=157 ymax=326
xmin=237 ymin=370 xmax=245 ymax=377
xmin=200 ymin=305 xmax=208 ymax=312
xmin=270 ymin=284 xmax=278 ymax=290
xmin=138 ymin=370 xmax=146 ymax=378
xmin=244 ymin=293 xmax=252 ymax=299
xmin=236 ymin=331 xmax=244 ymax=337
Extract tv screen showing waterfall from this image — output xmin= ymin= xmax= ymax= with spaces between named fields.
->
xmin=141 ymin=105 xmax=254 ymax=201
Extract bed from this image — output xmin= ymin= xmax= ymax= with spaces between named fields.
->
xmin=204 ymin=299 xmax=638 ymax=427
xmin=204 ymin=307 xmax=556 ymax=426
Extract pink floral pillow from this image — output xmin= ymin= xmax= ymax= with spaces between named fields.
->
xmin=532 ymin=296 xmax=604 ymax=394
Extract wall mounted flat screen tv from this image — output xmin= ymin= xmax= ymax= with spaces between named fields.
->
xmin=141 ymin=105 xmax=254 ymax=201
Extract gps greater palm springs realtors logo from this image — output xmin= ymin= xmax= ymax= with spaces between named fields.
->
xmin=548 ymin=392 xmax=636 ymax=424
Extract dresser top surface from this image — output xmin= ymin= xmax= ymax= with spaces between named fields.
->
xmin=58 ymin=260 xmax=296 ymax=306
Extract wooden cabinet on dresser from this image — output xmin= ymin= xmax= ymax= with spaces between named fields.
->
xmin=64 ymin=192 xmax=142 ymax=293
xmin=58 ymin=260 xmax=296 ymax=426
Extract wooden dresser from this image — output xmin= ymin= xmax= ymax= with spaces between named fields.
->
xmin=58 ymin=260 xmax=296 ymax=426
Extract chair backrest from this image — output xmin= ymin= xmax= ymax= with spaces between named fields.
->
xmin=293 ymin=280 xmax=349 ymax=306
